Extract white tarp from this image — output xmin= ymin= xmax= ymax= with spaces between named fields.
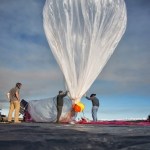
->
xmin=28 ymin=97 xmax=73 ymax=122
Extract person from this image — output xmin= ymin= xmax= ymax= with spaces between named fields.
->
xmin=56 ymin=90 xmax=69 ymax=123
xmin=7 ymin=82 xmax=22 ymax=123
xmin=85 ymin=93 xmax=99 ymax=122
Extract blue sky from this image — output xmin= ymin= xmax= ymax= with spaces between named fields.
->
xmin=0 ymin=0 xmax=150 ymax=120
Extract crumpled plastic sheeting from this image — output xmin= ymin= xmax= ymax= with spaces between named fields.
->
xmin=28 ymin=97 xmax=73 ymax=122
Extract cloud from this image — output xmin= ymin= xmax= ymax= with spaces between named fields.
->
xmin=0 ymin=0 xmax=52 ymax=68
xmin=0 ymin=65 xmax=65 ymax=100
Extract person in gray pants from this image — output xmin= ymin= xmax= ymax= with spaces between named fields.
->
xmin=85 ymin=94 xmax=100 ymax=121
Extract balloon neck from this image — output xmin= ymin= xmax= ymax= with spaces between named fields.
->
xmin=75 ymin=99 xmax=80 ymax=104
xmin=71 ymin=98 xmax=80 ymax=104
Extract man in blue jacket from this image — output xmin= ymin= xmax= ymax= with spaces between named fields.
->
xmin=85 ymin=94 xmax=99 ymax=122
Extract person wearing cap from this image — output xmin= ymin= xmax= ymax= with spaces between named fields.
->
xmin=85 ymin=94 xmax=99 ymax=121
xmin=56 ymin=90 xmax=69 ymax=123
xmin=8 ymin=82 xmax=22 ymax=123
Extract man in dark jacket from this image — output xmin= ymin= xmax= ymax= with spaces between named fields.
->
xmin=56 ymin=90 xmax=68 ymax=123
xmin=85 ymin=94 xmax=99 ymax=121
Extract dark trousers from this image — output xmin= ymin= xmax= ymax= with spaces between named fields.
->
xmin=57 ymin=106 xmax=63 ymax=122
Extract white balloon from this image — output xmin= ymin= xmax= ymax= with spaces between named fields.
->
xmin=43 ymin=0 xmax=127 ymax=102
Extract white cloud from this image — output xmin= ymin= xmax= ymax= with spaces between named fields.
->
xmin=0 ymin=66 xmax=65 ymax=100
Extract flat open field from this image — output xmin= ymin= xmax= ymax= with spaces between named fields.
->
xmin=0 ymin=122 xmax=150 ymax=150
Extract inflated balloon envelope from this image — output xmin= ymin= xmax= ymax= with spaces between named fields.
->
xmin=43 ymin=0 xmax=127 ymax=103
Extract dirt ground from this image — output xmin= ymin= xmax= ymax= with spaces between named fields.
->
xmin=0 ymin=122 xmax=150 ymax=150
